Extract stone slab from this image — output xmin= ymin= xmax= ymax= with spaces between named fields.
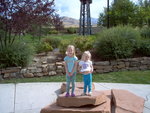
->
xmin=41 ymin=89 xmax=111 ymax=113
xmin=57 ymin=90 xmax=107 ymax=107
xmin=97 ymin=83 xmax=150 ymax=112
xmin=41 ymin=96 xmax=111 ymax=113
xmin=112 ymin=89 xmax=145 ymax=113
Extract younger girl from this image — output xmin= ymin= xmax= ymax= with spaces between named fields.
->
xmin=64 ymin=45 xmax=78 ymax=97
xmin=79 ymin=51 xmax=93 ymax=96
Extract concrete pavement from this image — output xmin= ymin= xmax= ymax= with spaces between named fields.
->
xmin=0 ymin=82 xmax=150 ymax=113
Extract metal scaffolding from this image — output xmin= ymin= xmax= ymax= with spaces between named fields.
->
xmin=79 ymin=0 xmax=92 ymax=35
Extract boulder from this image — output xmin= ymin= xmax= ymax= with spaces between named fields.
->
xmin=112 ymin=89 xmax=145 ymax=113
xmin=60 ymin=82 xmax=95 ymax=93
xmin=41 ymin=97 xmax=111 ymax=113
xmin=40 ymin=89 xmax=112 ymax=113
xmin=57 ymin=90 xmax=106 ymax=107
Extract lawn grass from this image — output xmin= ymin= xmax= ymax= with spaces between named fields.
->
xmin=46 ymin=34 xmax=78 ymax=40
xmin=0 ymin=70 xmax=150 ymax=84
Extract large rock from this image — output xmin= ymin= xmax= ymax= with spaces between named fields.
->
xmin=41 ymin=97 xmax=111 ymax=113
xmin=57 ymin=90 xmax=107 ymax=107
xmin=60 ymin=82 xmax=95 ymax=93
xmin=41 ymin=89 xmax=112 ymax=113
xmin=112 ymin=89 xmax=145 ymax=113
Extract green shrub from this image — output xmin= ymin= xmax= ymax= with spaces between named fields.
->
xmin=41 ymin=28 xmax=51 ymax=35
xmin=0 ymin=41 xmax=34 ymax=68
xmin=42 ymin=37 xmax=61 ymax=49
xmin=35 ymin=42 xmax=53 ymax=53
xmin=59 ymin=40 xmax=74 ymax=54
xmin=95 ymin=25 xmax=141 ymax=59
xmin=136 ymin=39 xmax=150 ymax=56
xmin=73 ymin=36 xmax=95 ymax=52
xmin=66 ymin=27 xmax=77 ymax=34
xmin=49 ymin=30 xmax=59 ymax=34
xmin=140 ymin=26 xmax=150 ymax=39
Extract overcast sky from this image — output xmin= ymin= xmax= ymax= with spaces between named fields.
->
xmin=54 ymin=0 xmax=139 ymax=19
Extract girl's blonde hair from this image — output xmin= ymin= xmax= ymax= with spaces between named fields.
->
xmin=81 ymin=51 xmax=91 ymax=61
xmin=66 ymin=45 xmax=76 ymax=56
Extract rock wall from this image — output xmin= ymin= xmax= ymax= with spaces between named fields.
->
xmin=0 ymin=51 xmax=150 ymax=80
xmin=94 ymin=57 xmax=150 ymax=73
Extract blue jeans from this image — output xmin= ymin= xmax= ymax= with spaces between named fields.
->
xmin=66 ymin=72 xmax=76 ymax=94
xmin=83 ymin=73 xmax=92 ymax=93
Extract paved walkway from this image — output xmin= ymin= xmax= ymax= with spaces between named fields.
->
xmin=0 ymin=82 xmax=150 ymax=113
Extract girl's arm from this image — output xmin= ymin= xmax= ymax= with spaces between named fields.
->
xmin=64 ymin=61 xmax=69 ymax=75
xmin=78 ymin=61 xmax=83 ymax=74
xmin=70 ymin=61 xmax=78 ymax=75
xmin=90 ymin=64 xmax=94 ymax=73
xmin=78 ymin=65 xmax=82 ymax=74
xmin=79 ymin=66 xmax=83 ymax=74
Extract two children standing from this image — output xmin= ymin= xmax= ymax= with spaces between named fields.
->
xmin=64 ymin=45 xmax=93 ymax=97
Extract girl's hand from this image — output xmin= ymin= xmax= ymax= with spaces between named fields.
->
xmin=68 ymin=72 xmax=72 ymax=76
xmin=67 ymin=72 xmax=71 ymax=76
xmin=70 ymin=72 xmax=74 ymax=76
xmin=79 ymin=71 xmax=83 ymax=74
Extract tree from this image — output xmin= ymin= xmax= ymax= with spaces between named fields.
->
xmin=97 ymin=0 xmax=137 ymax=27
xmin=97 ymin=13 xmax=106 ymax=26
xmin=137 ymin=0 xmax=150 ymax=26
xmin=98 ymin=0 xmax=150 ymax=27
xmin=110 ymin=0 xmax=137 ymax=26
xmin=0 ymin=0 xmax=62 ymax=48
xmin=52 ymin=14 xmax=64 ymax=31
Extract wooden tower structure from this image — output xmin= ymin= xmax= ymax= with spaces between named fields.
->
xmin=79 ymin=0 xmax=92 ymax=35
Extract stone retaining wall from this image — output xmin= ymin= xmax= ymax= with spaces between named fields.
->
xmin=94 ymin=57 xmax=150 ymax=73
xmin=0 ymin=56 xmax=150 ymax=80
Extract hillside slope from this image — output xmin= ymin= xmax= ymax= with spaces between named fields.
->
xmin=62 ymin=16 xmax=97 ymax=27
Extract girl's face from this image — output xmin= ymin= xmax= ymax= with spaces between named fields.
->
xmin=84 ymin=54 xmax=90 ymax=61
xmin=67 ymin=47 xmax=74 ymax=57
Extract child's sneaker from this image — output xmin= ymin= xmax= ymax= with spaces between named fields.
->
xmin=81 ymin=93 xmax=86 ymax=96
xmin=65 ymin=92 xmax=70 ymax=97
xmin=87 ymin=92 xmax=92 ymax=96
xmin=71 ymin=93 xmax=75 ymax=97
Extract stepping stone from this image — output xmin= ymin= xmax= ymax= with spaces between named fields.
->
xmin=60 ymin=82 xmax=95 ymax=93
xmin=112 ymin=89 xmax=145 ymax=113
xmin=41 ymin=96 xmax=111 ymax=113
xmin=57 ymin=90 xmax=107 ymax=107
